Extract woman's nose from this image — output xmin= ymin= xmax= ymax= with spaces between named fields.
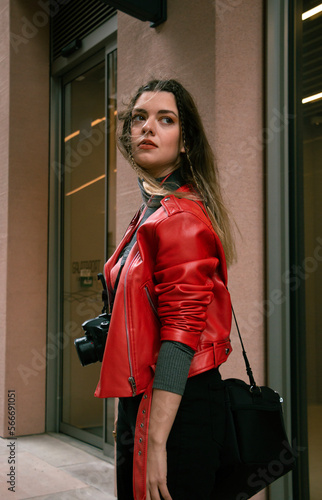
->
xmin=142 ymin=118 xmax=155 ymax=135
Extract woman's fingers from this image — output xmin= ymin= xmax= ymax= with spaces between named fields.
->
xmin=146 ymin=449 xmax=172 ymax=500
xmin=147 ymin=482 xmax=172 ymax=500
xmin=158 ymin=482 xmax=173 ymax=500
xmin=148 ymin=485 xmax=162 ymax=500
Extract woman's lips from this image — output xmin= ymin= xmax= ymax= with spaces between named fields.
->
xmin=138 ymin=140 xmax=157 ymax=149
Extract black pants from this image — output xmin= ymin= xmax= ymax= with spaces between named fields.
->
xmin=116 ymin=369 xmax=226 ymax=500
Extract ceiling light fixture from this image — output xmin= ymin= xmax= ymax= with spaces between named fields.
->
xmin=302 ymin=3 xmax=322 ymax=20
xmin=302 ymin=91 xmax=322 ymax=104
xmin=64 ymin=130 xmax=80 ymax=142
xmin=91 ymin=117 xmax=106 ymax=127
xmin=65 ymin=174 xmax=106 ymax=197
xmin=64 ymin=117 xmax=106 ymax=142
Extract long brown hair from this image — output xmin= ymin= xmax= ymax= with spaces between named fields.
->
xmin=117 ymin=79 xmax=236 ymax=266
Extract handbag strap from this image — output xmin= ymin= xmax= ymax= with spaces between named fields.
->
xmin=231 ymin=304 xmax=258 ymax=389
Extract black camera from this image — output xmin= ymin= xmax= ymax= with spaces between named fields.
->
xmin=74 ymin=273 xmax=111 ymax=366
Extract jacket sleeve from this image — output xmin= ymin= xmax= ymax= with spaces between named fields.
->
xmin=154 ymin=211 xmax=220 ymax=351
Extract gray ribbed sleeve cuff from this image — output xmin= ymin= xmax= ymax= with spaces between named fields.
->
xmin=153 ymin=341 xmax=194 ymax=396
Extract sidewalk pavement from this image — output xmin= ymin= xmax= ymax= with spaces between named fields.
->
xmin=0 ymin=432 xmax=116 ymax=499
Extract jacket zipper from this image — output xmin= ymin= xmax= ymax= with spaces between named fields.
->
xmin=121 ymin=206 xmax=149 ymax=397
xmin=124 ymin=251 xmax=140 ymax=396
xmin=144 ymin=285 xmax=159 ymax=319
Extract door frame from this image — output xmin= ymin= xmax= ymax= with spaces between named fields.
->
xmin=265 ymin=3 xmax=293 ymax=497
xmin=46 ymin=18 xmax=117 ymax=458
xmin=266 ymin=1 xmax=309 ymax=498
xmin=288 ymin=0 xmax=310 ymax=498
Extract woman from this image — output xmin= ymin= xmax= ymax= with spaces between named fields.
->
xmin=95 ymin=79 xmax=236 ymax=500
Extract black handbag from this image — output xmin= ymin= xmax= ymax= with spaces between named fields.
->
xmin=213 ymin=307 xmax=296 ymax=499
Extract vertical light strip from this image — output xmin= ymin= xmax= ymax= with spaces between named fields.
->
xmin=302 ymin=5 xmax=322 ymax=104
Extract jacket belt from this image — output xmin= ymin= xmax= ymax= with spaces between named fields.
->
xmin=133 ymin=378 xmax=154 ymax=500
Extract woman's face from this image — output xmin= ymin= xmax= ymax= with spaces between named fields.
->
xmin=131 ymin=91 xmax=185 ymax=178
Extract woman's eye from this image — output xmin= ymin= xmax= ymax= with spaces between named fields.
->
xmin=132 ymin=114 xmax=145 ymax=122
xmin=160 ymin=116 xmax=174 ymax=124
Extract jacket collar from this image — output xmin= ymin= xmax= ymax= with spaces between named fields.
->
xmin=138 ymin=168 xmax=187 ymax=207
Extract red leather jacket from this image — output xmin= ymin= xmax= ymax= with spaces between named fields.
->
xmin=95 ymin=191 xmax=232 ymax=399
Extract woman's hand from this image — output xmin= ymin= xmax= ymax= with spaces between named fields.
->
xmin=146 ymin=389 xmax=182 ymax=500
xmin=146 ymin=441 xmax=172 ymax=500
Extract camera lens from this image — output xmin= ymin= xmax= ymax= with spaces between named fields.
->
xmin=74 ymin=312 xmax=110 ymax=366
xmin=74 ymin=336 xmax=100 ymax=366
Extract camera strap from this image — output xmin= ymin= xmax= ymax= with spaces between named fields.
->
xmin=111 ymin=263 xmax=123 ymax=309
xmin=97 ymin=273 xmax=110 ymax=314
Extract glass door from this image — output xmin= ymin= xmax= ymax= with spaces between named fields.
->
xmin=302 ymin=4 xmax=322 ymax=498
xmin=290 ymin=2 xmax=322 ymax=498
xmin=60 ymin=51 xmax=117 ymax=451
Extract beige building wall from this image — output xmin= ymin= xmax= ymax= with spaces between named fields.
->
xmin=0 ymin=0 xmax=11 ymax=439
xmin=0 ymin=0 xmax=49 ymax=437
xmin=117 ymin=0 xmax=265 ymax=386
